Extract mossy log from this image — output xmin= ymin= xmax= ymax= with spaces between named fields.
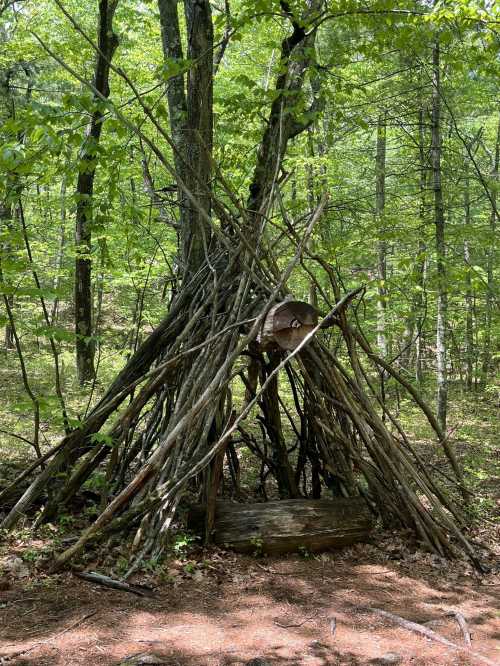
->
xmin=188 ymin=497 xmax=374 ymax=554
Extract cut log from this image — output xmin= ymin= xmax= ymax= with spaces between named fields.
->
xmin=258 ymin=301 xmax=318 ymax=351
xmin=188 ymin=497 xmax=373 ymax=554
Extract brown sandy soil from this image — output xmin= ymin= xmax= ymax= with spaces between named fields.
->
xmin=0 ymin=541 xmax=499 ymax=666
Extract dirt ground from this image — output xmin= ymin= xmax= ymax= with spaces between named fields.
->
xmin=1 ymin=538 xmax=499 ymax=666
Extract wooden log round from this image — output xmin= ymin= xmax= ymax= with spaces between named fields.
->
xmin=188 ymin=497 xmax=374 ymax=554
xmin=258 ymin=301 xmax=318 ymax=351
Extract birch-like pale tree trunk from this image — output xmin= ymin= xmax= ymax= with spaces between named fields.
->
xmin=463 ymin=161 xmax=474 ymax=391
xmin=431 ymin=40 xmax=447 ymax=432
xmin=375 ymin=112 xmax=388 ymax=359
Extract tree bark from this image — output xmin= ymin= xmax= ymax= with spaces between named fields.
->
xmin=375 ymin=112 xmax=387 ymax=359
xmin=415 ymin=105 xmax=428 ymax=384
xmin=400 ymin=104 xmax=428 ymax=376
xmin=50 ymin=178 xmax=67 ymax=326
xmin=259 ymin=351 xmax=300 ymax=499
xmin=247 ymin=0 xmax=322 ymax=221
xmin=157 ymin=0 xmax=213 ymax=277
xmin=431 ymin=40 xmax=447 ymax=432
xmin=188 ymin=498 xmax=373 ymax=554
xmin=306 ymin=125 xmax=316 ymax=213
xmin=0 ymin=67 xmax=16 ymax=350
xmin=74 ymin=0 xmax=119 ymax=384
xmin=0 ymin=200 xmax=14 ymax=349
xmin=481 ymin=113 xmax=499 ymax=381
xmin=463 ymin=161 xmax=474 ymax=391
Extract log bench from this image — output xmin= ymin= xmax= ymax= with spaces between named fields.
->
xmin=188 ymin=497 xmax=374 ymax=554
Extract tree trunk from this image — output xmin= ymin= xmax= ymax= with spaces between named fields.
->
xmin=401 ymin=106 xmax=428 ymax=377
xmin=157 ymin=0 xmax=213 ymax=277
xmin=431 ymin=41 xmax=448 ymax=432
xmin=481 ymin=113 xmax=499 ymax=381
xmin=50 ymin=178 xmax=67 ymax=326
xmin=74 ymin=0 xmax=119 ymax=385
xmin=247 ymin=0 xmax=322 ymax=221
xmin=260 ymin=351 xmax=300 ymax=499
xmin=414 ymin=103 xmax=430 ymax=384
xmin=1 ymin=68 xmax=16 ymax=350
xmin=375 ymin=112 xmax=387 ymax=359
xmin=463 ymin=162 xmax=474 ymax=391
xmin=0 ymin=200 xmax=14 ymax=349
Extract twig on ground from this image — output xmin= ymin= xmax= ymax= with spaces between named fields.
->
xmin=368 ymin=607 xmax=495 ymax=666
xmin=75 ymin=571 xmax=155 ymax=597
xmin=446 ymin=610 xmax=472 ymax=646
xmin=274 ymin=615 xmax=316 ymax=628
xmin=254 ymin=563 xmax=307 ymax=575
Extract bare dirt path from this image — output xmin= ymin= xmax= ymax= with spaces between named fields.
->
xmin=1 ymin=542 xmax=498 ymax=666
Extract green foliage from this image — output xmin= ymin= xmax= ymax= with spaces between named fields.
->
xmin=170 ymin=532 xmax=199 ymax=556
xmin=250 ymin=535 xmax=264 ymax=557
xmin=0 ymin=0 xmax=497 ymax=485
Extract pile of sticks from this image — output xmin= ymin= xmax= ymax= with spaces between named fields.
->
xmin=0 ymin=195 xmax=479 ymax=574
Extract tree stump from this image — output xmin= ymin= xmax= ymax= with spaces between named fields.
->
xmin=188 ymin=497 xmax=373 ymax=554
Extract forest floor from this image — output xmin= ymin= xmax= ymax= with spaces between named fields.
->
xmin=0 ymin=536 xmax=499 ymax=666
xmin=0 ymin=386 xmax=498 ymax=665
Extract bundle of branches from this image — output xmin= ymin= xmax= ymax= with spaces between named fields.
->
xmin=0 ymin=192 xmax=479 ymax=573
xmin=0 ymin=0 xmax=481 ymax=574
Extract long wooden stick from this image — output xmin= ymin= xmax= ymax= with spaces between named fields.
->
xmin=75 ymin=571 xmax=154 ymax=597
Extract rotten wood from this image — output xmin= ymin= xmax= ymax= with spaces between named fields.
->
xmin=189 ymin=498 xmax=373 ymax=555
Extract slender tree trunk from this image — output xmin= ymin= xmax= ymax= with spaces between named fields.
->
xmin=0 ymin=200 xmax=14 ymax=348
xmin=415 ymin=105 xmax=429 ymax=384
xmin=1 ymin=69 xmax=15 ymax=350
xmin=401 ymin=104 xmax=428 ymax=374
xmin=414 ymin=245 xmax=427 ymax=385
xmin=431 ymin=40 xmax=447 ymax=432
xmin=74 ymin=0 xmax=119 ymax=384
xmin=318 ymin=115 xmax=328 ymax=191
xmin=481 ymin=113 xmax=499 ymax=381
xmin=51 ymin=178 xmax=67 ymax=326
xmin=94 ymin=244 xmax=105 ymax=344
xmin=463 ymin=163 xmax=474 ymax=391
xmin=375 ymin=112 xmax=388 ymax=359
